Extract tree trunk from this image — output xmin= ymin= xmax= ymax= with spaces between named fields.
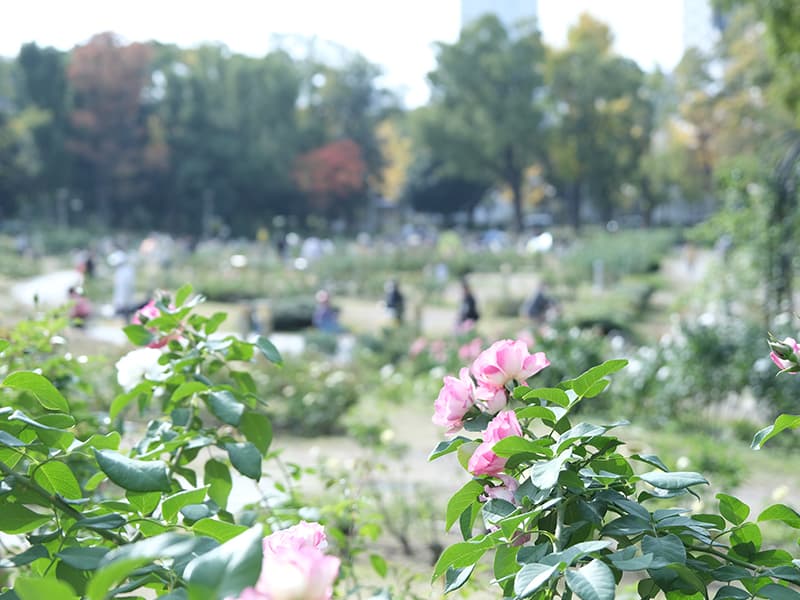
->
xmin=510 ymin=176 xmax=523 ymax=235
xmin=567 ymin=181 xmax=581 ymax=231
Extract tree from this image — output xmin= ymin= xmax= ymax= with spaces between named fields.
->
xmin=419 ymin=14 xmax=547 ymax=233
xmin=293 ymin=138 xmax=367 ymax=221
xmin=545 ymin=14 xmax=649 ymax=228
xmin=68 ymin=33 xmax=160 ymax=227
xmin=16 ymin=43 xmax=71 ymax=210
xmin=402 ymin=157 xmax=490 ymax=225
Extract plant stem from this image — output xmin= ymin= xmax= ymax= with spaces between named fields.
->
xmin=686 ymin=544 xmax=762 ymax=572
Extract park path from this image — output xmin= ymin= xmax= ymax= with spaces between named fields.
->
xmin=10 ymin=268 xmax=82 ymax=308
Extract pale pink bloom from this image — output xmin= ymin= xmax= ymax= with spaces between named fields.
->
xmin=472 ymin=339 xmax=549 ymax=388
xmin=433 ymin=368 xmax=476 ymax=433
xmin=484 ymin=410 xmax=523 ymax=442
xmin=481 ymin=474 xmax=519 ymax=504
xmin=409 ymin=337 xmax=427 ymax=358
xmin=133 ymin=299 xmax=182 ymax=349
xmin=475 ymin=385 xmax=507 ymax=414
xmin=458 ymin=338 xmax=483 ymax=362
xmin=229 ymin=522 xmax=340 ymax=600
xmin=468 ymin=441 xmax=508 ymax=476
xmin=430 ymin=339 xmax=447 ymax=363
xmin=132 ymin=300 xmax=159 ymax=325
xmin=456 ymin=319 xmax=477 ymax=334
xmin=516 ymin=330 xmax=536 ymax=349
xmin=770 ymin=337 xmax=800 ymax=371
xmin=467 ymin=411 xmax=522 ymax=475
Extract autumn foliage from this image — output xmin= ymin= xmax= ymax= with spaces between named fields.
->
xmin=294 ymin=139 xmax=367 ymax=217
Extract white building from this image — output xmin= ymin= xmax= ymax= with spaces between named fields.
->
xmin=460 ymin=0 xmax=539 ymax=30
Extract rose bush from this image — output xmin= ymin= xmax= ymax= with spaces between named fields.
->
xmin=431 ymin=337 xmax=800 ymax=598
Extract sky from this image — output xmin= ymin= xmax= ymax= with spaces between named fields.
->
xmin=0 ymin=1 xmax=685 ymax=107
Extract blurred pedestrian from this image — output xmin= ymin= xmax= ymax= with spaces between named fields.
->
xmin=458 ymin=276 xmax=480 ymax=325
xmin=521 ymin=283 xmax=555 ymax=323
xmin=384 ymin=279 xmax=405 ymax=325
xmin=68 ymin=286 xmax=92 ymax=327
xmin=312 ymin=290 xmax=341 ymax=333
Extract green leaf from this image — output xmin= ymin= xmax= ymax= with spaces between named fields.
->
xmin=171 ymin=381 xmax=208 ymax=402
xmin=184 ymin=524 xmax=263 ymax=600
xmin=94 ymin=449 xmax=171 ymax=492
xmin=492 ymin=436 xmax=552 ymax=459
xmin=642 ymin=533 xmax=686 ymax=568
xmin=0 ymin=504 xmax=51 ymax=533
xmin=446 ymin=479 xmax=484 ymax=531
xmin=481 ymin=499 xmax=517 ymax=526
xmin=163 ymin=487 xmax=209 ymax=522
xmin=370 ymin=553 xmax=388 ymax=578
xmin=444 ymin=565 xmax=475 ymax=593
xmin=206 ymin=391 xmax=244 ymax=426
xmin=75 ymin=432 xmax=122 ymax=451
xmin=14 ymin=577 xmax=78 ymax=600
xmin=8 ymin=410 xmax=74 ymax=449
xmin=0 ymin=339 xmax=8 ymax=353
xmin=428 ymin=436 xmax=471 ymax=461
xmin=571 ymin=360 xmax=628 ymax=396
xmin=514 ymin=563 xmax=559 ymax=597
xmin=57 ymin=547 xmax=110 ymax=570
xmin=205 ymin=312 xmax=227 ymax=335
xmin=515 ymin=405 xmax=557 ymax=422
xmin=225 ymin=442 xmax=262 ymax=481
xmin=204 ymin=459 xmax=232 ymax=509
xmin=631 ymin=453 xmax=669 ymax=471
xmin=583 ymin=378 xmax=611 ymax=398
xmin=175 ymin=284 xmax=194 ymax=307
xmin=639 ymin=470 xmax=708 ymax=490
xmin=239 ymin=411 xmax=272 ymax=455
xmin=123 ymin=324 xmax=155 ymax=346
xmin=34 ymin=461 xmax=82 ymax=499
xmin=192 ymin=518 xmax=248 ymax=543
xmin=758 ymin=504 xmax=800 ymax=529
xmin=432 ymin=538 xmax=494 ymax=581
xmin=530 ymin=449 xmax=572 ymax=490
xmin=522 ymin=387 xmax=570 ymax=407
xmin=126 ymin=490 xmax=161 ymax=515
xmin=541 ymin=541 xmax=613 ymax=568
xmin=255 ymin=336 xmax=282 ymax=365
xmin=714 ymin=586 xmax=750 ymax=599
xmin=731 ymin=522 xmax=762 ymax=554
xmin=607 ymin=547 xmax=653 ymax=571
xmin=565 ymin=559 xmax=616 ymax=600
xmin=3 ymin=371 xmax=69 ymax=412
xmin=88 ymin=533 xmax=210 ymax=600
xmin=755 ymin=584 xmax=800 ymax=599
xmin=717 ymin=493 xmax=750 ymax=526
xmin=0 ymin=545 xmax=48 ymax=567
xmin=74 ymin=514 xmax=126 ymax=531
xmin=752 ymin=414 xmax=800 ymax=449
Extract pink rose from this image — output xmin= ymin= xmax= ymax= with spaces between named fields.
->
xmin=471 ymin=339 xmax=549 ymax=388
xmin=770 ymin=337 xmax=800 ymax=372
xmin=433 ymin=368 xmax=476 ymax=433
xmin=409 ymin=337 xmax=427 ymax=358
xmin=467 ymin=411 xmax=522 ymax=475
xmin=458 ymin=338 xmax=483 ymax=362
xmin=133 ymin=299 xmax=179 ymax=349
xmin=475 ymin=385 xmax=507 ymax=414
xmin=481 ymin=474 xmax=519 ymax=504
xmin=132 ymin=300 xmax=160 ymax=325
xmin=229 ymin=522 xmax=340 ymax=600
xmin=484 ymin=410 xmax=523 ymax=442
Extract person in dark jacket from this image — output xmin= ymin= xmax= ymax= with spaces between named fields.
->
xmin=458 ymin=277 xmax=480 ymax=325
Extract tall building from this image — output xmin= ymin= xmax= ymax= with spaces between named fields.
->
xmin=460 ymin=0 xmax=539 ymax=30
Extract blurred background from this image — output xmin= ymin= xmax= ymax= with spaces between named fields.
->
xmin=2 ymin=1 xmax=800 ymax=595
